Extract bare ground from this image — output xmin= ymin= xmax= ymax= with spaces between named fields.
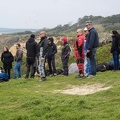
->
xmin=54 ymin=83 xmax=112 ymax=95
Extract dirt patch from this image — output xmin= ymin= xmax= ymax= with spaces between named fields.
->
xmin=55 ymin=83 xmax=112 ymax=95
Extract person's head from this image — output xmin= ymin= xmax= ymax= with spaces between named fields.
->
xmin=112 ymin=30 xmax=120 ymax=40
xmin=39 ymin=31 xmax=47 ymax=38
xmin=112 ymin=30 xmax=119 ymax=36
xmin=76 ymin=29 xmax=83 ymax=36
xmin=30 ymin=34 xmax=35 ymax=39
xmin=86 ymin=20 xmax=92 ymax=30
xmin=84 ymin=27 xmax=89 ymax=36
xmin=48 ymin=37 xmax=54 ymax=45
xmin=16 ymin=43 xmax=21 ymax=49
xmin=3 ymin=46 xmax=9 ymax=52
xmin=61 ymin=37 xmax=68 ymax=44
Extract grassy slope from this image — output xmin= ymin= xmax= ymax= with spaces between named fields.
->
xmin=0 ymin=71 xmax=120 ymax=120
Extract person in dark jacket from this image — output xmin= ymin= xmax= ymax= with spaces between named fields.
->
xmin=61 ymin=37 xmax=71 ymax=76
xmin=1 ymin=46 xmax=14 ymax=79
xmin=110 ymin=30 xmax=120 ymax=71
xmin=47 ymin=37 xmax=57 ymax=76
xmin=38 ymin=31 xmax=48 ymax=81
xmin=86 ymin=21 xmax=99 ymax=77
xmin=25 ymin=34 xmax=38 ymax=78
xmin=14 ymin=43 xmax=23 ymax=79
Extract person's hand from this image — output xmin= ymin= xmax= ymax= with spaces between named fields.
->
xmin=87 ymin=50 xmax=90 ymax=53
xmin=41 ymin=57 xmax=45 ymax=61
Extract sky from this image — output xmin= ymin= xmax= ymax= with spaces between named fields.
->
xmin=0 ymin=0 xmax=120 ymax=29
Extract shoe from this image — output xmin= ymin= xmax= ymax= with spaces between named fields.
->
xmin=54 ymin=73 xmax=57 ymax=76
xmin=49 ymin=74 xmax=53 ymax=77
xmin=75 ymin=74 xmax=84 ymax=78
xmin=87 ymin=75 xmax=95 ymax=78
xmin=40 ymin=77 xmax=47 ymax=82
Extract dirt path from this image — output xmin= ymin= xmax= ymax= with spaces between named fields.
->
xmin=55 ymin=83 xmax=112 ymax=95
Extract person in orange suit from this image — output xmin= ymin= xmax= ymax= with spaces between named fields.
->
xmin=74 ymin=29 xmax=85 ymax=78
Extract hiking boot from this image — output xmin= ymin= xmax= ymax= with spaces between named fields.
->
xmin=40 ymin=77 xmax=47 ymax=82
xmin=75 ymin=74 xmax=84 ymax=78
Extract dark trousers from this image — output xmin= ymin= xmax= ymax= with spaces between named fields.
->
xmin=89 ymin=48 xmax=97 ymax=75
xmin=5 ymin=68 xmax=10 ymax=79
xmin=62 ymin=57 xmax=69 ymax=76
xmin=47 ymin=56 xmax=56 ymax=74
xmin=25 ymin=64 xmax=35 ymax=78
xmin=113 ymin=51 xmax=119 ymax=70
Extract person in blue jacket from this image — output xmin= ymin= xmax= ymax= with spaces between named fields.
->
xmin=86 ymin=21 xmax=99 ymax=77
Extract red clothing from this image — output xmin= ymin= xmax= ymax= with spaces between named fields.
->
xmin=73 ymin=34 xmax=85 ymax=74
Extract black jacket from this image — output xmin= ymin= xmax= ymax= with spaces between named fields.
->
xmin=110 ymin=36 xmax=120 ymax=53
xmin=37 ymin=37 xmax=48 ymax=57
xmin=61 ymin=43 xmax=71 ymax=59
xmin=26 ymin=37 xmax=37 ymax=58
xmin=1 ymin=51 xmax=14 ymax=69
xmin=47 ymin=43 xmax=57 ymax=57
xmin=86 ymin=27 xmax=99 ymax=50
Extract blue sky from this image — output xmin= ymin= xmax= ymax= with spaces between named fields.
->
xmin=0 ymin=0 xmax=120 ymax=29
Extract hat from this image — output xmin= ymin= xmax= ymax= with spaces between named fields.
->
xmin=61 ymin=37 xmax=68 ymax=43
xmin=86 ymin=20 xmax=92 ymax=24
xmin=84 ymin=27 xmax=88 ymax=31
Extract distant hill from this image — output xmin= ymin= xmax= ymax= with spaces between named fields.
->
xmin=43 ymin=14 xmax=120 ymax=36
xmin=0 ymin=28 xmax=38 ymax=34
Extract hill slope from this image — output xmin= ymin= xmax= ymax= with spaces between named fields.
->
xmin=0 ymin=71 xmax=120 ymax=120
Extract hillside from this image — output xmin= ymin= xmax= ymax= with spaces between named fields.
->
xmin=0 ymin=71 xmax=120 ymax=120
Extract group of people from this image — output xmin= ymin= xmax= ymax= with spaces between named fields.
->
xmin=74 ymin=21 xmax=99 ymax=78
xmin=1 ymin=20 xmax=119 ymax=82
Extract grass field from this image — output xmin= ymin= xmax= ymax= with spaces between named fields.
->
xmin=0 ymin=71 xmax=120 ymax=120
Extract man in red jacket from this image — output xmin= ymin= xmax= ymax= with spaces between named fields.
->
xmin=74 ymin=29 xmax=85 ymax=78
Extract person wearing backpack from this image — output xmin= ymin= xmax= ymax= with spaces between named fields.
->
xmin=61 ymin=37 xmax=71 ymax=76
xmin=110 ymin=30 xmax=120 ymax=71
xmin=1 ymin=46 xmax=14 ymax=79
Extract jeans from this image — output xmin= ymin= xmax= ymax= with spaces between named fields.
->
xmin=14 ymin=61 xmax=22 ymax=78
xmin=113 ymin=51 xmax=119 ymax=70
xmin=89 ymin=48 xmax=97 ymax=76
xmin=84 ymin=57 xmax=91 ymax=76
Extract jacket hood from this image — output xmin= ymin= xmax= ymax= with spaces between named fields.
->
xmin=48 ymin=37 xmax=54 ymax=45
xmin=28 ymin=38 xmax=35 ymax=43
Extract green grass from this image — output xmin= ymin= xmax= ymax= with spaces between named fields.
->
xmin=0 ymin=71 xmax=120 ymax=120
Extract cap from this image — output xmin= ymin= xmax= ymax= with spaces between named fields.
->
xmin=84 ymin=27 xmax=88 ymax=31
xmin=86 ymin=20 xmax=92 ymax=24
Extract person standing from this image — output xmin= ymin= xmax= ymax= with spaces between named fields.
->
xmin=38 ymin=31 xmax=48 ymax=81
xmin=86 ymin=21 xmax=99 ymax=77
xmin=25 ymin=34 xmax=38 ymax=78
xmin=110 ymin=30 xmax=120 ymax=71
xmin=74 ymin=29 xmax=85 ymax=78
xmin=14 ymin=44 xmax=23 ymax=79
xmin=61 ymin=37 xmax=71 ymax=76
xmin=1 ymin=46 xmax=14 ymax=79
xmin=83 ymin=27 xmax=91 ymax=77
xmin=47 ymin=37 xmax=57 ymax=76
